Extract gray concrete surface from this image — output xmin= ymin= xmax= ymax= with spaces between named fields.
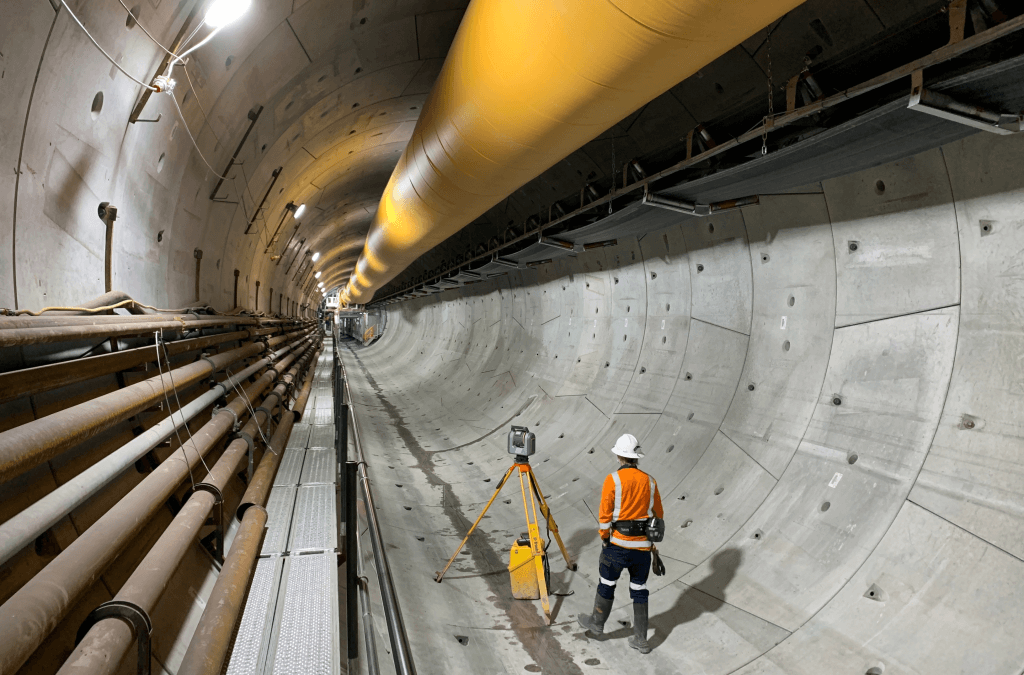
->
xmin=340 ymin=131 xmax=1024 ymax=674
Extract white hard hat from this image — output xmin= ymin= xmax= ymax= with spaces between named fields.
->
xmin=611 ymin=433 xmax=643 ymax=459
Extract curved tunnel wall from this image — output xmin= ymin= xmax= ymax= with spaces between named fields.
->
xmin=341 ymin=130 xmax=1024 ymax=674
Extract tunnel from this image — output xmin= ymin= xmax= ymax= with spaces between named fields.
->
xmin=1 ymin=0 xmax=1024 ymax=674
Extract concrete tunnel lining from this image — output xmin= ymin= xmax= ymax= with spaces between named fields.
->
xmin=338 ymin=130 xmax=1024 ymax=674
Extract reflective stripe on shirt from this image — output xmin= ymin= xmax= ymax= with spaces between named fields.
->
xmin=611 ymin=471 xmax=623 ymax=522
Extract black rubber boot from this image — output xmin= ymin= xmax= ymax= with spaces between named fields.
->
xmin=577 ymin=591 xmax=613 ymax=638
xmin=628 ymin=602 xmax=651 ymax=653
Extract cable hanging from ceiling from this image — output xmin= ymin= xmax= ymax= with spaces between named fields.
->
xmin=61 ymin=0 xmax=251 ymax=179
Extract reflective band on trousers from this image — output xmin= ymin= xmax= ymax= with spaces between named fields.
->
xmin=600 ymin=577 xmax=617 ymax=586
xmin=610 ymin=535 xmax=651 ymax=549
xmin=629 ymin=582 xmax=647 ymax=591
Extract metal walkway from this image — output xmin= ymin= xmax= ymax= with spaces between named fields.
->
xmin=226 ymin=339 xmax=344 ymax=675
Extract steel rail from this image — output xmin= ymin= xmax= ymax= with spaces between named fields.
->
xmin=57 ymin=343 xmax=318 ymax=675
xmin=340 ymin=353 xmax=417 ymax=675
xmin=0 ymin=334 xmax=316 ymax=675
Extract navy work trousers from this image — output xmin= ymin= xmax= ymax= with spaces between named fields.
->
xmin=597 ymin=543 xmax=651 ymax=604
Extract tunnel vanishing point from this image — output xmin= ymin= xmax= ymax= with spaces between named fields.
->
xmin=1 ymin=0 xmax=1024 ymax=673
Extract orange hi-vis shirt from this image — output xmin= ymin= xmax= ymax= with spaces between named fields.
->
xmin=598 ymin=466 xmax=664 ymax=551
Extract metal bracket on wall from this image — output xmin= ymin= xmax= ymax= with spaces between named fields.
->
xmin=641 ymin=189 xmax=759 ymax=217
xmin=908 ymin=69 xmax=1022 ymax=134
xmin=183 ymin=482 xmax=225 ymax=563
xmin=76 ymin=600 xmax=152 ymax=675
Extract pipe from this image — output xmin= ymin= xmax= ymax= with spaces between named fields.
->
xmin=342 ymin=360 xmax=416 ymax=675
xmin=57 ymin=347 xmax=317 ymax=675
xmin=340 ymin=0 xmax=802 ymax=303
xmin=0 ymin=339 xmax=268 ymax=485
xmin=0 ymin=340 xmax=299 ymax=567
xmin=176 ymin=353 xmax=319 ymax=675
xmin=172 ymin=507 xmax=268 ymax=675
xmin=0 ymin=336 xmax=318 ymax=675
xmin=0 ymin=317 xmax=257 ymax=347
xmin=0 ymin=329 xmax=250 ymax=405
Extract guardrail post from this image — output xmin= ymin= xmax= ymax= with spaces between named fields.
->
xmin=346 ymin=461 xmax=359 ymax=660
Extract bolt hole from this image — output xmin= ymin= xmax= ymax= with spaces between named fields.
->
xmin=696 ymin=264 xmax=704 ymax=272
xmin=157 ymin=153 xmax=165 ymax=173
xmin=650 ymin=272 xmax=657 ymax=280
xmin=225 ymin=55 xmax=234 ymax=69
xmin=604 ymin=362 xmax=609 ymax=368
xmin=875 ymin=180 xmax=886 ymax=194
xmin=681 ymin=519 xmax=693 ymax=528
xmin=866 ymin=666 xmax=885 ymax=675
xmin=833 ymin=396 xmax=842 ymax=406
xmin=686 ymin=412 xmax=694 ymax=421
xmin=708 ymin=223 xmax=715 ymax=233
xmin=783 ymin=340 xmax=790 ymax=351
xmin=848 ymin=453 xmax=858 ymax=465
xmin=685 ymin=372 xmax=692 ymax=381
xmin=788 ymin=295 xmax=796 ymax=307
xmin=748 ymin=383 xmax=755 ymax=391
xmin=820 ymin=501 xmax=831 ymax=512
xmin=355 ymin=67 xmax=362 ymax=74
xmin=156 ymin=229 xmax=164 ymax=243
xmin=403 ymin=506 xmax=412 ymax=511
xmin=666 ymin=444 xmax=674 ymax=454
xmin=90 ymin=92 xmax=104 ymax=120
xmin=614 ymin=277 xmax=619 ymax=284
xmin=661 ymin=336 xmax=666 ymax=344
xmin=639 ymin=367 xmax=646 ymax=374
xmin=125 ymin=5 xmax=141 ymax=29
xmin=761 ymin=253 xmax=770 ymax=263
xmin=359 ymin=16 xmax=367 ymax=24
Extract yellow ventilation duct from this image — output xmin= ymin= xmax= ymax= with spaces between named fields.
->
xmin=341 ymin=0 xmax=803 ymax=304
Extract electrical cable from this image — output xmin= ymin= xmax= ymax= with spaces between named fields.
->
xmin=181 ymin=63 xmax=225 ymax=147
xmin=224 ymin=366 xmax=275 ymax=451
xmin=170 ymin=93 xmax=231 ymax=179
xmin=117 ymin=0 xmax=175 ymax=57
xmin=159 ymin=334 xmax=213 ymax=476
xmin=58 ymin=0 xmax=157 ymax=91
xmin=154 ymin=331 xmax=200 ymax=488
xmin=4 ymin=298 xmax=212 ymax=316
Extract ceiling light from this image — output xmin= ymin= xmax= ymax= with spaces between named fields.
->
xmin=315 ymin=271 xmax=321 ymax=278
xmin=311 ymin=251 xmax=320 ymax=262
xmin=204 ymin=0 xmax=251 ymax=28
xmin=293 ymin=203 xmax=306 ymax=219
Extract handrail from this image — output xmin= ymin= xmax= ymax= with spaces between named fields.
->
xmin=336 ymin=345 xmax=417 ymax=675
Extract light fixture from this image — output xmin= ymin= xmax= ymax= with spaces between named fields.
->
xmin=311 ymin=251 xmax=320 ymax=262
xmin=293 ymin=203 xmax=306 ymax=219
xmin=205 ymin=0 xmax=251 ymax=28
xmin=315 ymin=271 xmax=321 ymax=279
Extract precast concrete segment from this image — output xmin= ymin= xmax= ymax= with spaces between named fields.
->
xmin=341 ymin=0 xmax=805 ymax=303
xmin=0 ymin=337 xmax=319 ymax=675
xmin=341 ymin=132 xmax=1024 ymax=673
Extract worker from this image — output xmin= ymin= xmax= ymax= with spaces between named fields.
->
xmin=577 ymin=433 xmax=664 ymax=654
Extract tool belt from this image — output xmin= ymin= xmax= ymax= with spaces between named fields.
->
xmin=612 ymin=520 xmax=649 ymax=536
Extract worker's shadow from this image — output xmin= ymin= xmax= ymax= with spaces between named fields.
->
xmin=599 ymin=548 xmax=742 ymax=648
xmin=548 ymin=528 xmax=602 ymax=621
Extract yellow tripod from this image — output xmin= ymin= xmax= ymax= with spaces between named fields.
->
xmin=434 ymin=458 xmax=576 ymax=624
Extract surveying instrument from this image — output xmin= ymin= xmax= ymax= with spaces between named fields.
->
xmin=434 ymin=426 xmax=576 ymax=623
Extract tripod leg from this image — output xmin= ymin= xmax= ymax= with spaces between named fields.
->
xmin=528 ymin=470 xmax=577 ymax=571
xmin=434 ymin=465 xmax=516 ymax=582
xmin=521 ymin=469 xmax=553 ymax=624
